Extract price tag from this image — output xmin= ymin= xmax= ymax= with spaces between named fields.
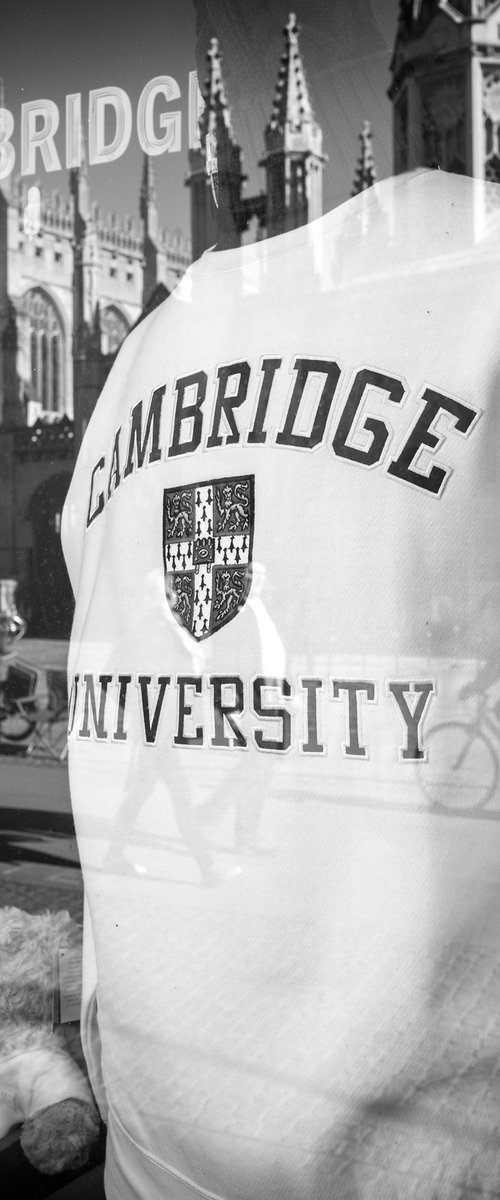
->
xmin=206 ymin=131 xmax=219 ymax=208
xmin=52 ymin=944 xmax=82 ymax=1025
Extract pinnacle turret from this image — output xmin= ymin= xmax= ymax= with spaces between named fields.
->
xmin=351 ymin=121 xmax=377 ymax=196
xmin=140 ymin=153 xmax=159 ymax=244
xmin=199 ymin=38 xmax=236 ymax=145
xmin=140 ymin=154 xmax=159 ymax=304
xmin=267 ymin=13 xmax=315 ymax=146
xmin=140 ymin=153 xmax=158 ymax=215
xmin=186 ymin=36 xmax=245 ymax=256
xmin=187 ymin=15 xmax=324 ymax=253
xmin=262 ymin=13 xmax=324 ymax=237
xmin=69 ymin=118 xmax=89 ymax=227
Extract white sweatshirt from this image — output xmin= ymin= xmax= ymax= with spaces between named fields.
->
xmin=62 ymin=172 xmax=500 ymax=1200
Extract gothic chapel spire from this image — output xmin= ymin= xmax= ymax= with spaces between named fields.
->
xmin=267 ymin=12 xmax=315 ymax=138
xmin=140 ymin=154 xmax=159 ymax=305
xmin=70 ymin=114 xmax=103 ymax=445
xmin=199 ymin=37 xmax=236 ymax=144
xmin=140 ymin=152 xmax=159 ymax=242
xmin=187 ymin=37 xmax=244 ymax=257
xmin=69 ymin=116 xmax=89 ymax=229
xmin=262 ymin=13 xmax=325 ymax=237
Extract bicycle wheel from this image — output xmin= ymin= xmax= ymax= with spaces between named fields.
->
xmin=418 ymin=722 xmax=498 ymax=812
xmin=42 ymin=715 xmax=68 ymax=760
xmin=0 ymin=709 xmax=33 ymax=743
xmin=26 ymin=711 xmax=68 ymax=760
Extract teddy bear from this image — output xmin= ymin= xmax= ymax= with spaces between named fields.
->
xmin=0 ymin=905 xmax=101 ymax=1175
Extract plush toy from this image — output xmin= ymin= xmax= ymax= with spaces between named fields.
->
xmin=0 ymin=906 xmax=101 ymax=1175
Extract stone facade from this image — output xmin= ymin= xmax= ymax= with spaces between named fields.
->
xmin=0 ymin=13 xmax=328 ymax=636
xmin=0 ymin=153 xmax=191 ymax=634
xmin=0 ymin=155 xmax=190 ymax=440
xmin=390 ymin=1 xmax=500 ymax=182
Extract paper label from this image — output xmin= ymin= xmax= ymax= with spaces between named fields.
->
xmin=52 ymin=944 xmax=82 ymax=1025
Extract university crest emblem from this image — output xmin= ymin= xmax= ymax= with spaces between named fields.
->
xmin=163 ymin=475 xmax=255 ymax=641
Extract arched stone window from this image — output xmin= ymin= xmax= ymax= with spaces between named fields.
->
xmin=41 ymin=332 xmax=49 ymax=407
xmin=52 ymin=336 xmax=60 ymax=411
xmin=101 ymin=306 xmax=129 ymax=356
xmin=26 ymin=288 xmax=64 ymax=412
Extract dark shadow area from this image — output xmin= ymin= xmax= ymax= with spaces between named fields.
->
xmin=0 ymin=1123 xmax=106 ymax=1199
xmin=0 ymin=805 xmax=79 ymax=870
xmin=27 ymin=473 xmax=74 ymax=639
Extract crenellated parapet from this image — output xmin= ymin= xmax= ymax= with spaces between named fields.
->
xmin=40 ymin=193 xmax=74 ymax=237
xmin=11 ymin=180 xmax=74 ymax=237
xmin=158 ymin=226 xmax=191 ymax=258
xmin=94 ymin=206 xmax=144 ymax=256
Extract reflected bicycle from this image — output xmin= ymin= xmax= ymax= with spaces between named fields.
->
xmin=0 ymin=663 xmax=68 ymax=761
xmin=418 ymin=691 xmax=499 ymax=813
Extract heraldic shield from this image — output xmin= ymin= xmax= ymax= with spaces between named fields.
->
xmin=163 ymin=475 xmax=255 ymax=641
